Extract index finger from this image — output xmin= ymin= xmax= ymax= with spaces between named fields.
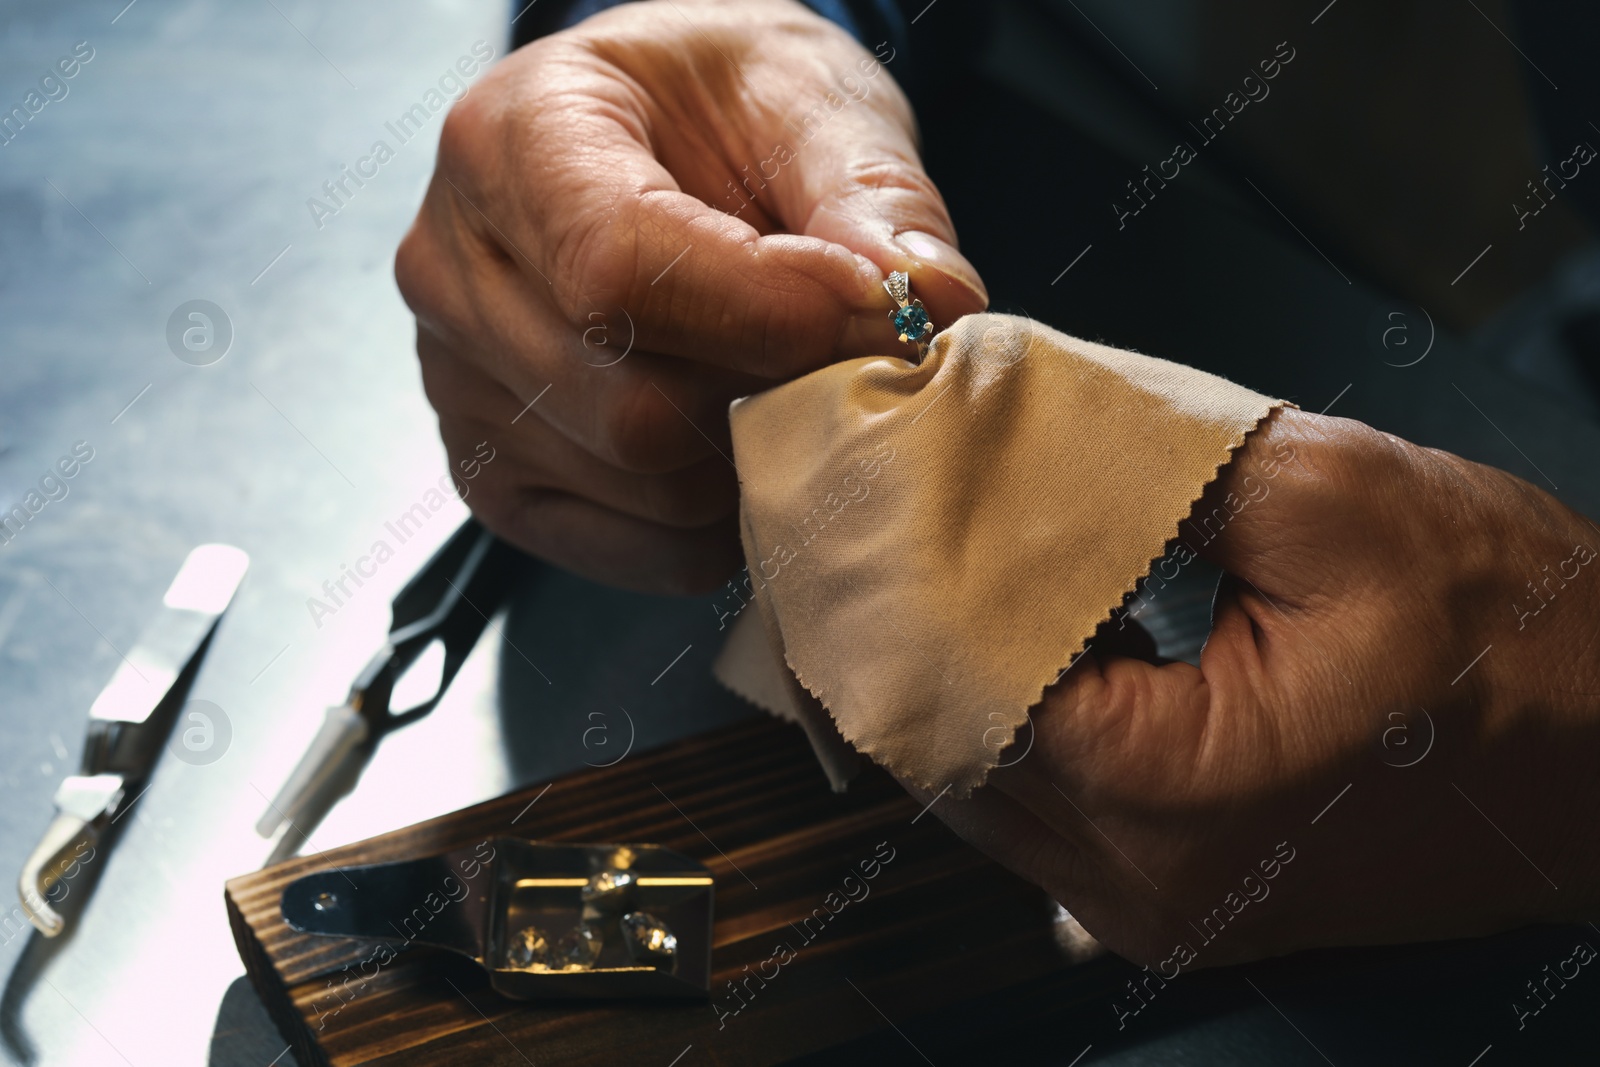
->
xmin=448 ymin=55 xmax=898 ymax=377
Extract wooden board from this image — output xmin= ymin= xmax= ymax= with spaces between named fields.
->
xmin=226 ymin=717 xmax=1085 ymax=1065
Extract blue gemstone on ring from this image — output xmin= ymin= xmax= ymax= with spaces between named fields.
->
xmin=892 ymin=305 xmax=930 ymax=341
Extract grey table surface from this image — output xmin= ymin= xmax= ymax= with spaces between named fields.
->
xmin=0 ymin=3 xmax=758 ymax=1064
xmin=4 ymin=2 xmax=1600 ymax=1066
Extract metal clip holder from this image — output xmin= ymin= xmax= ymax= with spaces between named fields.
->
xmin=281 ymin=840 xmax=714 ymax=999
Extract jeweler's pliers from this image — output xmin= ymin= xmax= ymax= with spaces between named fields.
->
xmin=254 ymin=519 xmax=524 ymax=853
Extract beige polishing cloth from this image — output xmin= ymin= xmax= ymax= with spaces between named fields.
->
xmin=714 ymin=313 xmax=1286 ymax=795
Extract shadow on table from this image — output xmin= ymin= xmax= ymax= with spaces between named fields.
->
xmin=209 ymin=977 xmax=299 ymax=1067
xmin=493 ymin=561 xmax=758 ymax=791
xmin=799 ymin=922 xmax=1600 ymax=1067
xmin=1 ymin=837 xmax=122 ymax=1065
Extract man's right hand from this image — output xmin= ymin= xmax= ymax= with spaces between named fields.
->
xmin=396 ymin=0 xmax=986 ymax=593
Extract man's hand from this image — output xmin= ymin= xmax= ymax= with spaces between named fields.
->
xmin=916 ymin=408 xmax=1600 ymax=969
xmin=396 ymin=0 xmax=986 ymax=592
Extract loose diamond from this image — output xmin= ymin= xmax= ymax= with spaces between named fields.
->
xmin=506 ymin=925 xmax=550 ymax=969
xmin=620 ymin=911 xmax=678 ymax=964
xmin=554 ymin=923 xmax=604 ymax=969
xmin=581 ymin=869 xmax=636 ymax=911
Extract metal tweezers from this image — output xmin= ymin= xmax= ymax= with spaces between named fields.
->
xmin=18 ymin=544 xmax=250 ymax=937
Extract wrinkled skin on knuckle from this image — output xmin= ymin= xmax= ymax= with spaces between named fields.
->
xmin=1298 ymin=414 xmax=1444 ymax=543
xmin=1229 ymin=412 xmax=1399 ymax=599
xmin=435 ymin=83 xmax=493 ymax=179
xmin=749 ymin=238 xmax=869 ymax=375
xmin=1257 ymin=412 xmax=1365 ymax=522
xmin=1046 ymin=659 xmax=1215 ymax=806
xmin=558 ymin=194 xmax=774 ymax=363
xmin=1037 ymin=662 xmax=1132 ymax=774
xmin=553 ymin=205 xmax=639 ymax=329
xmin=827 ymin=157 xmax=946 ymax=219
xmin=1291 ymin=417 xmax=1509 ymax=673
xmin=396 ymin=190 xmax=504 ymax=351
xmin=433 ymin=45 xmax=589 ymax=297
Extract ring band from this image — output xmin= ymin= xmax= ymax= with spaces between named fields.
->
xmin=884 ymin=270 xmax=933 ymax=363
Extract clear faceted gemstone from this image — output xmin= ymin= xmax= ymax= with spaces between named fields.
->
xmin=506 ymin=925 xmax=551 ymax=969
xmin=554 ymin=923 xmax=604 ymax=969
xmin=620 ymin=911 xmax=678 ymax=963
xmin=581 ymin=868 xmax=636 ymax=911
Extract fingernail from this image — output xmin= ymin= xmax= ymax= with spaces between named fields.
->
xmin=894 ymin=230 xmax=988 ymax=311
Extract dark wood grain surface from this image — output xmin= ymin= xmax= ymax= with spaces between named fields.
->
xmin=226 ymin=717 xmax=1083 ymax=1065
